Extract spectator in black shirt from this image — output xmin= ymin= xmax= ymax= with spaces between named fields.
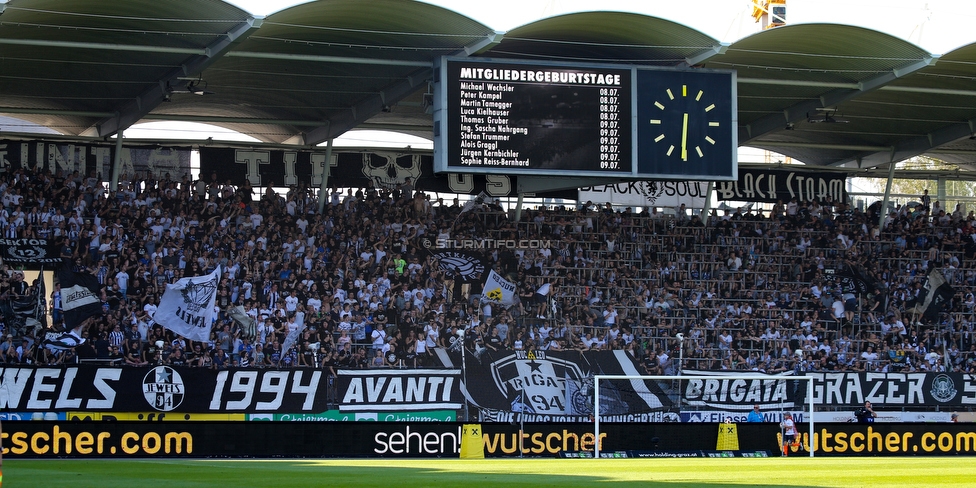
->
xmin=855 ymin=401 xmax=877 ymax=423
xmin=486 ymin=326 xmax=503 ymax=352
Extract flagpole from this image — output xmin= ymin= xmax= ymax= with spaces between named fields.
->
xmin=461 ymin=327 xmax=469 ymax=422
xmin=1 ymin=382 xmax=5 ymax=473
xmin=519 ymin=389 xmax=524 ymax=459
xmin=37 ymin=266 xmax=44 ymax=328
xmin=943 ymin=332 xmax=950 ymax=372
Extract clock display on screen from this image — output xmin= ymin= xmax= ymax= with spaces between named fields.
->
xmin=636 ymin=69 xmax=736 ymax=179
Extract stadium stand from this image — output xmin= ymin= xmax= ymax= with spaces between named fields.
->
xmin=1 ymin=165 xmax=972 ymax=384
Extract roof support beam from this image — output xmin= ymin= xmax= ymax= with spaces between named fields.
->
xmin=301 ymin=32 xmax=498 ymax=146
xmin=736 ymin=78 xmax=976 ymax=97
xmin=142 ymin=113 xmax=322 ymax=127
xmin=0 ymin=112 xmax=433 ymax=134
xmin=682 ymin=42 xmax=730 ymax=67
xmin=880 ymin=85 xmax=976 ymax=97
xmin=844 ymin=116 xmax=976 ymax=169
xmin=751 ymin=141 xmax=891 ymax=152
xmin=226 ymin=51 xmax=430 ymax=67
xmin=352 ymin=123 xmax=435 ymax=133
xmin=0 ymin=38 xmax=203 ymax=55
xmin=465 ymin=31 xmax=505 ymax=56
xmin=142 ymin=115 xmax=432 ymax=135
xmin=928 ymin=149 xmax=976 ymax=156
xmin=93 ymin=17 xmax=264 ymax=137
xmin=0 ymin=107 xmax=115 ymax=118
xmin=0 ymin=38 xmax=434 ymax=66
xmin=738 ymin=78 xmax=859 ymax=90
xmin=738 ymin=55 xmax=939 ymax=145
xmin=303 ymin=69 xmax=429 ymax=145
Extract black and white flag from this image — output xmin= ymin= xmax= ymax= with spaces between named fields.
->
xmin=824 ymin=265 xmax=871 ymax=295
xmin=460 ymin=192 xmax=490 ymax=214
xmin=482 ymin=269 xmax=517 ymax=307
xmin=58 ymin=266 xmax=102 ymax=329
xmin=153 ymin=266 xmax=220 ymax=343
xmin=429 ymin=250 xmax=486 ymax=282
xmin=280 ymin=324 xmax=306 ymax=361
xmin=226 ymin=305 xmax=256 ymax=341
xmin=913 ymin=269 xmax=955 ymax=321
xmin=43 ymin=328 xmax=85 ymax=351
xmin=1 ymin=272 xmax=47 ymax=337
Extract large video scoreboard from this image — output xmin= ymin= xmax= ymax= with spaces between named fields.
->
xmin=433 ymin=57 xmax=736 ymax=180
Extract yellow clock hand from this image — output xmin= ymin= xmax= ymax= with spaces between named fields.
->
xmin=681 ymin=113 xmax=689 ymax=161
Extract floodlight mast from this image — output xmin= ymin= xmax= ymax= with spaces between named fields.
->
xmin=593 ymin=374 xmax=814 ymax=458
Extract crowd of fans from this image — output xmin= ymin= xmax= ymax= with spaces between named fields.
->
xmin=0 ymin=165 xmax=975 ymax=379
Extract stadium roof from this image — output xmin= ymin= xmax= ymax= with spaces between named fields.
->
xmin=2 ymin=0 xmax=976 ymax=170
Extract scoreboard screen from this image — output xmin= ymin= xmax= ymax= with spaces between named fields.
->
xmin=433 ymin=57 xmax=736 ymax=180
xmin=435 ymin=57 xmax=633 ymax=177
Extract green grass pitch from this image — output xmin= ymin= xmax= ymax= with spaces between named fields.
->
xmin=4 ymin=457 xmax=976 ymax=487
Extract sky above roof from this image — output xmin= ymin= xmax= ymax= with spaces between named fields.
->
xmin=228 ymin=0 xmax=976 ymax=55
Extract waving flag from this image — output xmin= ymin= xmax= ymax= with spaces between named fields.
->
xmin=482 ymin=270 xmax=517 ymax=308
xmin=913 ymin=269 xmax=955 ymax=321
xmin=429 ymin=250 xmax=486 ymax=283
xmin=227 ymin=305 xmax=257 ymax=341
xmin=43 ymin=328 xmax=85 ymax=351
xmin=1 ymin=272 xmax=48 ymax=338
xmin=154 ymin=266 xmax=220 ymax=343
xmin=59 ymin=266 xmax=103 ymax=329
xmin=281 ymin=322 xmax=307 ymax=361
xmin=459 ymin=192 xmax=490 ymax=215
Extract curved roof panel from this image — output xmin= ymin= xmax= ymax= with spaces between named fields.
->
xmin=155 ymin=0 xmax=494 ymax=144
xmin=489 ymin=12 xmax=719 ymax=65
xmin=0 ymin=0 xmax=253 ymax=134
xmin=707 ymin=24 xmax=964 ymax=167
xmin=2 ymin=0 xmax=976 ymax=170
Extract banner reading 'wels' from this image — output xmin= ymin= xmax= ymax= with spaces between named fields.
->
xmin=0 ymin=365 xmax=329 ymax=413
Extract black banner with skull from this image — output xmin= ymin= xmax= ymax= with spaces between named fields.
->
xmin=199 ymin=147 xmax=575 ymax=198
xmin=0 ymin=238 xmax=63 ymax=269
xmin=579 ymin=181 xmax=709 ymax=208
